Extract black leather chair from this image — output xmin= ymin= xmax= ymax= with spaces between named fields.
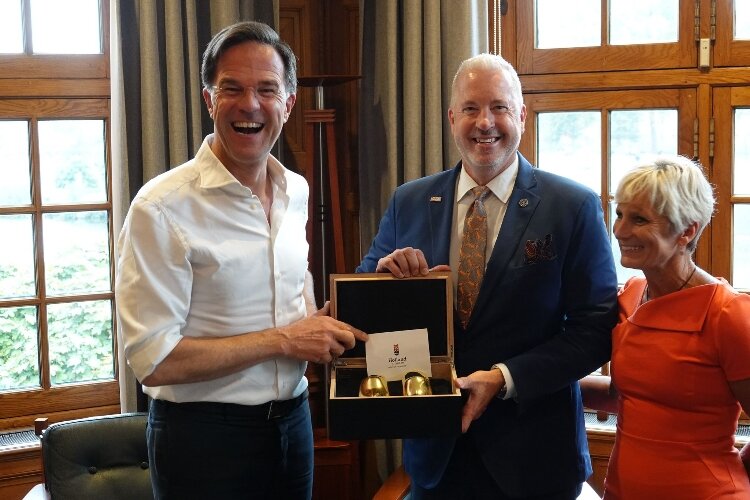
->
xmin=23 ymin=413 xmax=153 ymax=500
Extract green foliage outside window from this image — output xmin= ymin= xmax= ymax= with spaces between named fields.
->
xmin=0 ymin=305 xmax=38 ymax=390
xmin=0 ymin=250 xmax=114 ymax=392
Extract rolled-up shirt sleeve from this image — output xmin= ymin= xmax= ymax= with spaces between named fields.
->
xmin=116 ymin=198 xmax=191 ymax=381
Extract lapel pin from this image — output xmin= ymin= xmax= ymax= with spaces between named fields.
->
xmin=518 ymin=198 xmax=529 ymax=207
xmin=430 ymin=196 xmax=442 ymax=202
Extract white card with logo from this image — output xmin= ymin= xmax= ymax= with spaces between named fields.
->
xmin=365 ymin=328 xmax=432 ymax=381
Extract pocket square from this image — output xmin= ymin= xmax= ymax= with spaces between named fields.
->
xmin=524 ymin=234 xmax=556 ymax=264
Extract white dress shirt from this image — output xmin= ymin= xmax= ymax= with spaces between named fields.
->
xmin=116 ymin=135 xmax=309 ymax=404
xmin=449 ymin=157 xmax=519 ymax=398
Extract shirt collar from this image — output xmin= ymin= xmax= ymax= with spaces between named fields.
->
xmin=196 ymin=134 xmax=288 ymax=194
xmin=456 ymin=155 xmax=519 ymax=204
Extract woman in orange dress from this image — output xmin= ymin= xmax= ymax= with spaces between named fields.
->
xmin=581 ymin=155 xmax=750 ymax=499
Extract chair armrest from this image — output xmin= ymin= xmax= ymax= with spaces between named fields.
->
xmin=373 ymin=465 xmax=410 ymax=500
xmin=22 ymin=484 xmax=51 ymax=500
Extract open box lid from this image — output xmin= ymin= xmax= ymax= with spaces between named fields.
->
xmin=329 ymin=272 xmax=454 ymax=364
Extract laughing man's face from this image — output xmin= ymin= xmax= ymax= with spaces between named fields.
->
xmin=203 ymin=41 xmax=296 ymax=177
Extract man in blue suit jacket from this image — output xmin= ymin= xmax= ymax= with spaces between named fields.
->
xmin=357 ymin=54 xmax=618 ymax=499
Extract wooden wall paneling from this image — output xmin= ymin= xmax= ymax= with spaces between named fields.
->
xmin=281 ymin=2 xmax=362 ymax=498
xmin=282 ymin=0 xmax=361 ymax=287
xmin=0 ymin=447 xmax=43 ymax=500
xmin=279 ymin=0 xmax=320 ymax=176
xmin=497 ymin=0 xmax=516 ymax=66
xmin=323 ymin=0 xmax=361 ymax=273
xmin=312 ymin=429 xmax=361 ymax=500
xmin=280 ymin=0 xmax=328 ymax=433
xmin=586 ymin=430 xmax=616 ymax=496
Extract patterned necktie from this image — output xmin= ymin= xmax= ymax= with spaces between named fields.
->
xmin=457 ymin=186 xmax=491 ymax=329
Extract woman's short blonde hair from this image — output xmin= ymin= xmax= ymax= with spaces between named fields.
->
xmin=615 ymin=155 xmax=715 ymax=252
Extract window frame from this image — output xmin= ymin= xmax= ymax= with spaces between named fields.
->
xmin=714 ymin=0 xmax=750 ymax=67
xmin=711 ymin=86 xmax=750 ymax=287
xmin=0 ymin=0 xmax=109 ymax=80
xmin=521 ymin=89 xmax=698 ymax=244
xmin=0 ymin=0 xmax=118 ymax=432
xmin=516 ymin=0 xmax=697 ymax=75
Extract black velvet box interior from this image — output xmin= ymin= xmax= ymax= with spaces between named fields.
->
xmin=327 ymin=273 xmax=462 ymax=440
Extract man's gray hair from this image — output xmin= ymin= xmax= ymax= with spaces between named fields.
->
xmin=451 ymin=53 xmax=523 ymax=107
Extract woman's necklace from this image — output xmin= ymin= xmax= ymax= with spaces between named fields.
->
xmin=642 ymin=264 xmax=697 ymax=303
xmin=678 ymin=265 xmax=698 ymax=291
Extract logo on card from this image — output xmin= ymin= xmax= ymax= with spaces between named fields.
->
xmin=388 ymin=343 xmax=406 ymax=365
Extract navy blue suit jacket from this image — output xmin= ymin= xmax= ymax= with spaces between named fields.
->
xmin=357 ymin=154 xmax=618 ymax=496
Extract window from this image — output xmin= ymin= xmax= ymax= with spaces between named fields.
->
xmin=524 ymin=91 xmax=689 ymax=284
xmin=500 ymin=0 xmax=750 ymax=424
xmin=517 ymin=0 xmax=694 ymax=74
xmin=506 ymin=0 xmax=750 ymax=291
xmin=713 ymin=88 xmax=750 ymax=289
xmin=0 ymin=0 xmax=117 ymax=432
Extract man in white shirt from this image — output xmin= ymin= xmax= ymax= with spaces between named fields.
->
xmin=116 ymin=21 xmax=366 ymax=500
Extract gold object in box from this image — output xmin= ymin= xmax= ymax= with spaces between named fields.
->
xmin=403 ymin=371 xmax=432 ymax=396
xmin=359 ymin=375 xmax=389 ymax=397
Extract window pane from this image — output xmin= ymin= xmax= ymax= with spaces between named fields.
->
xmin=44 ymin=211 xmax=110 ymax=296
xmin=48 ymin=300 xmax=114 ymax=385
xmin=536 ymin=0 xmax=600 ymax=49
xmin=0 ymin=214 xmax=36 ymax=299
xmin=0 ymin=120 xmax=31 ymax=206
xmin=30 ymin=0 xmax=101 ymax=54
xmin=609 ymin=0 xmax=679 ymax=45
xmin=733 ymin=109 xmax=750 ymax=195
xmin=0 ymin=0 xmax=24 ymax=53
xmin=733 ymin=205 xmax=750 ymax=289
xmin=737 ymin=1 xmax=750 ymax=40
xmin=0 ymin=306 xmax=40 ymax=391
xmin=610 ymin=109 xmax=678 ymax=194
xmin=38 ymin=120 xmax=107 ymax=204
xmin=537 ymin=111 xmax=601 ymax=192
xmin=609 ymin=202 xmax=644 ymax=285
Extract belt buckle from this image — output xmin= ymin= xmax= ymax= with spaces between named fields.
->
xmin=267 ymin=401 xmax=278 ymax=420
xmin=267 ymin=400 xmax=288 ymax=420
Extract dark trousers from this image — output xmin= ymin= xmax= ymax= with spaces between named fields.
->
xmin=147 ymin=394 xmax=313 ymax=500
xmin=410 ymin=434 xmax=582 ymax=500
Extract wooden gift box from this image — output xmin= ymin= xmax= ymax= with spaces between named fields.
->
xmin=327 ymin=272 xmax=462 ymax=440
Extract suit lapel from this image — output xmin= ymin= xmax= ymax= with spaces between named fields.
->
xmin=472 ymin=155 xmax=540 ymax=317
xmin=427 ymin=165 xmax=461 ymax=265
